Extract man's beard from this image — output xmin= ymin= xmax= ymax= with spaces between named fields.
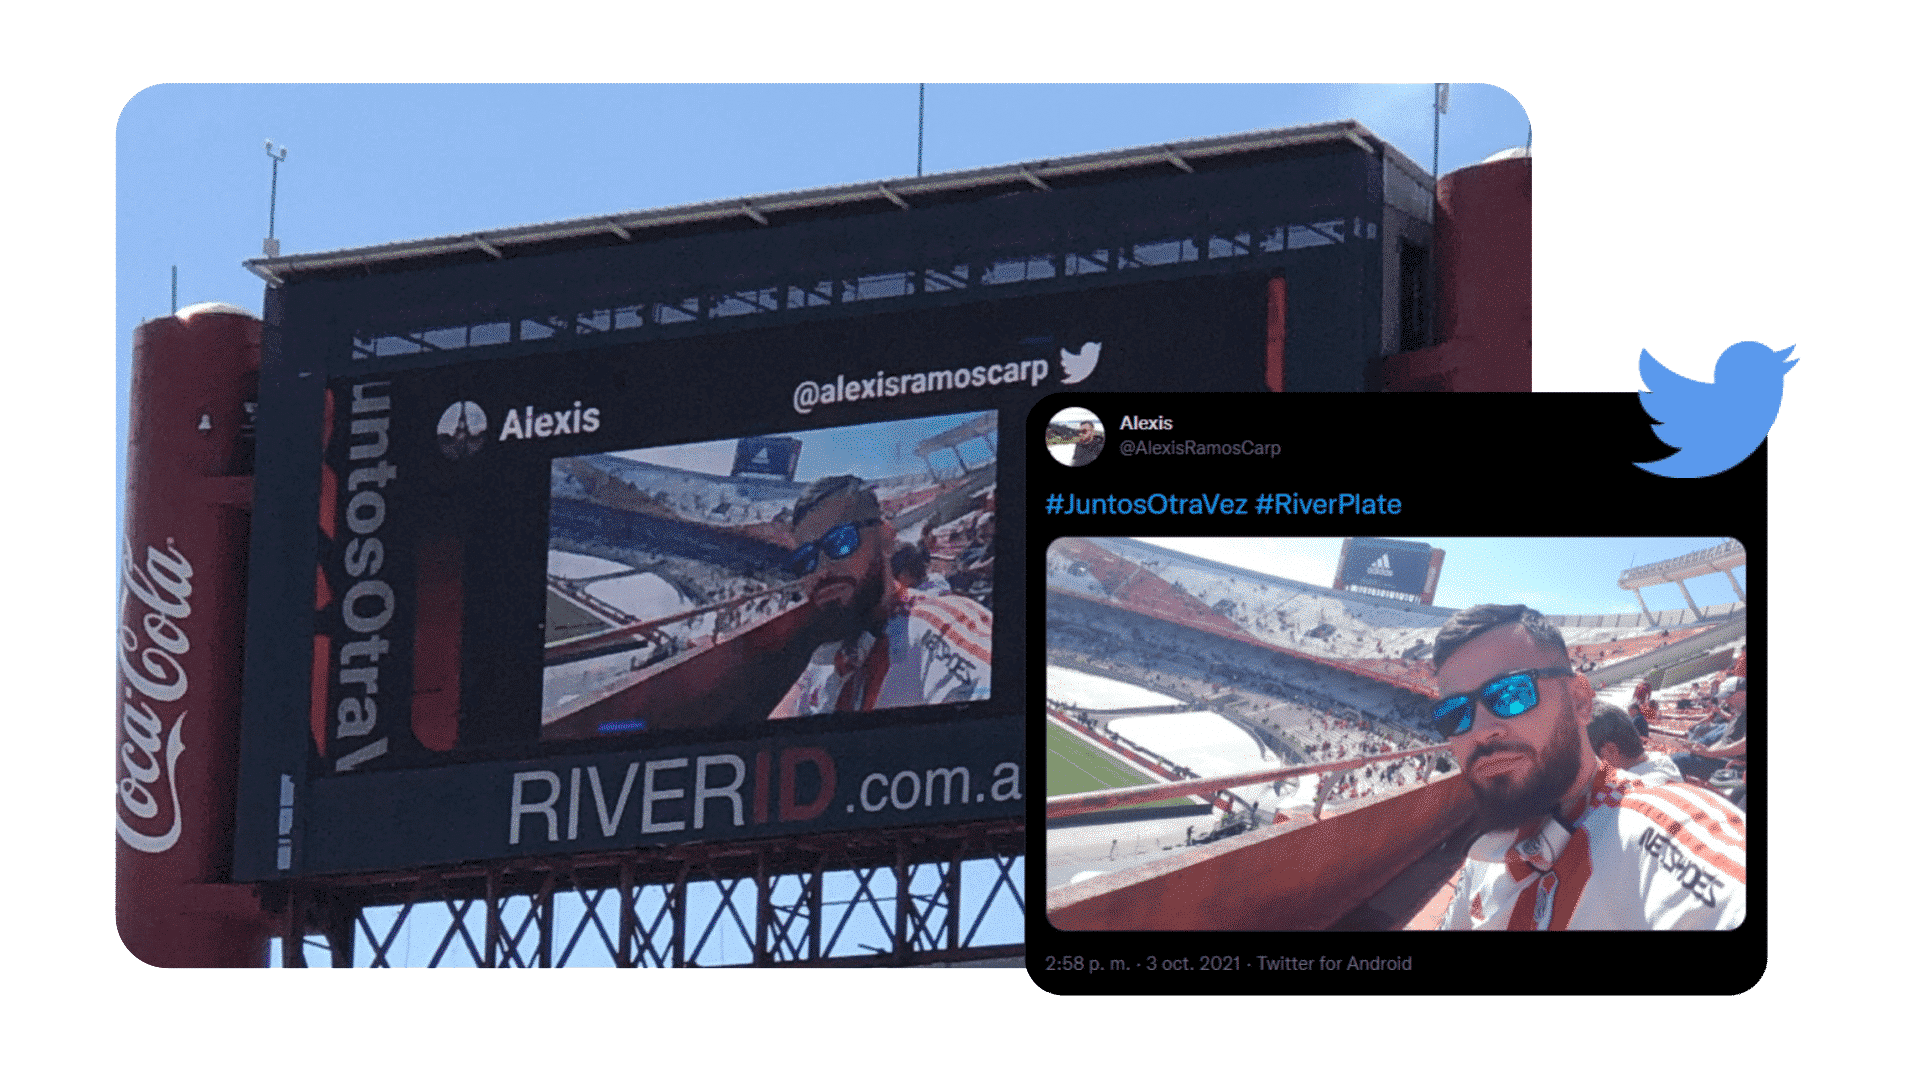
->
xmin=808 ymin=572 xmax=887 ymax=643
xmin=1464 ymin=706 xmax=1584 ymax=831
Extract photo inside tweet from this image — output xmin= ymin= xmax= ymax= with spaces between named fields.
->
xmin=1026 ymin=392 xmax=1763 ymax=995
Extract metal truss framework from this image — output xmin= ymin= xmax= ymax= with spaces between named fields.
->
xmin=349 ymin=216 xmax=1378 ymax=364
xmin=266 ymin=820 xmax=1024 ymax=968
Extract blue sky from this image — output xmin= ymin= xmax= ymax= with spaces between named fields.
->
xmin=115 ymin=83 xmax=1530 ymax=502
xmin=1144 ymin=536 xmax=1748 ymax=615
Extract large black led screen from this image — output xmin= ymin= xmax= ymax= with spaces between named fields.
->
xmin=237 ymin=270 xmax=1282 ymax=879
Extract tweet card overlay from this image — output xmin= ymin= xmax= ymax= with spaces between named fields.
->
xmin=1025 ymin=393 xmax=1764 ymax=996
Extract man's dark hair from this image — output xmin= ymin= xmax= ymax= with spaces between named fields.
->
xmin=792 ymin=475 xmax=879 ymax=530
xmin=890 ymin=543 xmax=929 ymax=584
xmin=1430 ymin=603 xmax=1568 ymax=672
xmin=1587 ymin=702 xmax=1643 ymax=760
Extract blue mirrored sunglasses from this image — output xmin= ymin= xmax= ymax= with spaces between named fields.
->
xmin=784 ymin=518 xmax=881 ymax=577
xmin=1429 ymin=667 xmax=1574 ymax=737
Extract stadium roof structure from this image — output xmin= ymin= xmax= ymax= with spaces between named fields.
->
xmin=1619 ymin=539 xmax=1746 ymax=591
xmin=1617 ymin=539 xmax=1747 ymax=624
xmin=242 ymin=120 xmax=1424 ymax=286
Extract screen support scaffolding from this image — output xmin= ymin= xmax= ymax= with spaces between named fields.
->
xmin=264 ymin=822 xmax=1024 ymax=967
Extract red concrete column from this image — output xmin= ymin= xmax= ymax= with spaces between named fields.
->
xmin=1435 ymin=157 xmax=1531 ymax=391
xmin=1380 ymin=156 xmax=1532 ymax=392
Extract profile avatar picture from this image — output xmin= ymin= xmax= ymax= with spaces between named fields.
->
xmin=437 ymin=401 xmax=488 ymax=459
xmin=1046 ymin=407 xmax=1106 ymax=467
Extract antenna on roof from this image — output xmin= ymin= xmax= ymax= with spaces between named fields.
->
xmin=263 ymin=140 xmax=290 ymax=257
xmin=171 ymin=265 xmax=177 ymax=315
xmin=917 ymin=84 xmax=926 ymax=177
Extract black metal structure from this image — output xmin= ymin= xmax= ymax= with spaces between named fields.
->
xmin=270 ymin=822 xmax=1023 ymax=967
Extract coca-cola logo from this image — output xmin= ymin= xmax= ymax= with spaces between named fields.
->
xmin=117 ymin=539 xmax=192 ymax=854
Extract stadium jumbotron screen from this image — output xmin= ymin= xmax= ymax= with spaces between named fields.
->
xmin=243 ymin=304 xmax=1062 ymax=877
xmin=236 ymin=272 xmax=1299 ymax=880
xmin=233 ymin=121 xmax=1503 ymax=881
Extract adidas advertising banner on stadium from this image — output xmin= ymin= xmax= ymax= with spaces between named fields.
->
xmin=237 ymin=271 xmax=1293 ymax=879
xmin=1026 ymin=392 xmax=1763 ymax=996
xmin=1336 ymin=537 xmax=1434 ymax=599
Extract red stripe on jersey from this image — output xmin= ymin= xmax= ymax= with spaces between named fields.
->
xmin=1504 ymin=822 xmax=1541 ymax=883
xmin=916 ymin=595 xmax=991 ymax=640
xmin=834 ymin=638 xmax=892 ymax=713
xmin=861 ymin=637 xmax=890 ymax=711
xmin=1545 ymin=829 xmax=1594 ymax=932
xmin=1625 ymin=797 xmax=1746 ymax=885
xmin=1504 ymin=829 xmax=1594 ymax=930
xmin=1658 ymin=783 xmax=1746 ymax=847
xmin=1643 ymin=780 xmax=1751 ymax=841
xmin=1627 ymin=783 xmax=1746 ymax=851
xmin=913 ymin=598 xmax=991 ymax=664
xmin=1587 ymin=762 xmax=1644 ymax=809
xmin=1509 ymin=875 xmax=1541 ymax=931
xmin=1504 ymin=850 xmax=1534 ymax=884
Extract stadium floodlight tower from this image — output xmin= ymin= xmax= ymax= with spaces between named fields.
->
xmin=262 ymin=140 xmax=288 ymax=257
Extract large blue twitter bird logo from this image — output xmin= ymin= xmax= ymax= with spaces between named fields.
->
xmin=1637 ymin=342 xmax=1797 ymax=478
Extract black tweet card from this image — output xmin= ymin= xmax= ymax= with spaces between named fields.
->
xmin=1025 ymin=392 xmax=1763 ymax=995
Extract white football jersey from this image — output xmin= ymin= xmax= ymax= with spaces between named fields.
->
xmin=784 ymin=592 xmax=992 ymax=715
xmin=1442 ymin=765 xmax=1746 ymax=930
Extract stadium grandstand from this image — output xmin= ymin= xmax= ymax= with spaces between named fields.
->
xmin=1043 ymin=536 xmax=1749 ymax=931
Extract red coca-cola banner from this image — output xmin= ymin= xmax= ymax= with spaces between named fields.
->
xmin=117 ymin=304 xmax=272 ymax=966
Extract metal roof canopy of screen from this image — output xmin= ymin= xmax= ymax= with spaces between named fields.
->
xmin=243 ymin=120 xmax=1427 ymax=287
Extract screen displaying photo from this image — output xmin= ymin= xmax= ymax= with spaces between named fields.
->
xmin=542 ymin=411 xmax=997 ymax=739
xmin=1043 ymin=535 xmax=1749 ymax=933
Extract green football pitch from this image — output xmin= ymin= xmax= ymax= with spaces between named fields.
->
xmin=1045 ymin=721 xmax=1194 ymax=809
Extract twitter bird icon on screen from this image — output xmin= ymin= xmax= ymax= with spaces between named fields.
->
xmin=1636 ymin=342 xmax=1797 ymax=478
xmin=1059 ymin=342 xmax=1101 ymax=384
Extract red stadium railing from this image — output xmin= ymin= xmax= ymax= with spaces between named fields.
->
xmin=1047 ymin=765 xmax=1474 ymax=931
xmin=1047 ymin=717 xmax=1452 ymax=824
xmin=544 ymin=582 xmax=797 ymax=664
